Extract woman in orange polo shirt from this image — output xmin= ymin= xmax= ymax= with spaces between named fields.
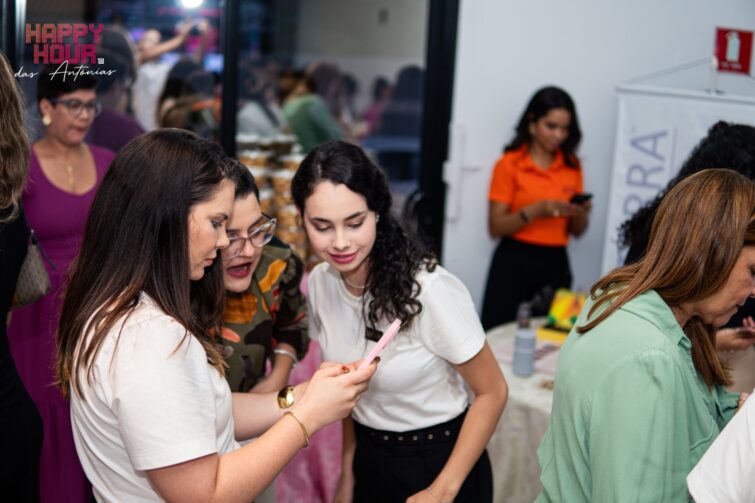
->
xmin=481 ymin=87 xmax=590 ymax=329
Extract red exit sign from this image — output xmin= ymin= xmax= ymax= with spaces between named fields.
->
xmin=715 ymin=27 xmax=753 ymax=74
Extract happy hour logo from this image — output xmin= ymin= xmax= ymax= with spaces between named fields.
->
xmin=15 ymin=23 xmax=116 ymax=80
xmin=26 ymin=23 xmax=104 ymax=64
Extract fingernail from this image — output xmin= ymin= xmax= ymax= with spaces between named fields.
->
xmin=341 ymin=366 xmax=350 ymax=373
xmin=374 ymin=356 xmax=381 ymax=363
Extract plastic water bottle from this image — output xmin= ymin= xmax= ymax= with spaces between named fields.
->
xmin=513 ymin=302 xmax=536 ymax=377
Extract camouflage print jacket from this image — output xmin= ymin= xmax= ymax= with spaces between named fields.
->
xmin=220 ymin=239 xmax=308 ymax=392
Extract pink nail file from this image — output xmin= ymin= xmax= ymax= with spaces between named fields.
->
xmin=357 ymin=318 xmax=401 ymax=370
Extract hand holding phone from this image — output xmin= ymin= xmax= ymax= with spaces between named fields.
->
xmin=357 ymin=319 xmax=401 ymax=370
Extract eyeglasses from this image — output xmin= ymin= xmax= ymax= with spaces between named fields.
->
xmin=50 ymin=98 xmax=103 ymax=118
xmin=222 ymin=214 xmax=277 ymax=260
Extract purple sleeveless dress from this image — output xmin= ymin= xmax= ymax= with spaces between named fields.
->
xmin=8 ymin=144 xmax=114 ymax=503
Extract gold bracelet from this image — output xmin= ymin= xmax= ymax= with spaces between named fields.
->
xmin=284 ymin=411 xmax=310 ymax=448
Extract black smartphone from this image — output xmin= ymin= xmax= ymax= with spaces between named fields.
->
xmin=570 ymin=193 xmax=593 ymax=205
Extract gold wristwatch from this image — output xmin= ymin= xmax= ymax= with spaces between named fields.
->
xmin=277 ymin=385 xmax=295 ymax=409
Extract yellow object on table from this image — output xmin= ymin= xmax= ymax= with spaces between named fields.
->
xmin=535 ymin=288 xmax=586 ymax=346
xmin=536 ymin=325 xmax=569 ymax=346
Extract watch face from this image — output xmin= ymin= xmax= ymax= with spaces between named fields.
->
xmin=277 ymin=386 xmax=294 ymax=408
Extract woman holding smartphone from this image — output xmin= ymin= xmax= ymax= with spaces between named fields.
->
xmin=55 ymin=129 xmax=377 ymax=503
xmin=292 ymin=140 xmax=508 ymax=503
xmin=482 ymin=86 xmax=590 ymax=329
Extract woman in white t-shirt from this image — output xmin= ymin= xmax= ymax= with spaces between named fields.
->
xmin=291 ymin=140 xmax=509 ymax=503
xmin=54 ymin=129 xmax=377 ymax=503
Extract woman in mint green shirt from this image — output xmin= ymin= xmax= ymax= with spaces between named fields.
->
xmin=538 ymin=169 xmax=755 ymax=502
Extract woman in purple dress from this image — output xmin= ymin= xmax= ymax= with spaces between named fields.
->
xmin=8 ymin=64 xmax=114 ymax=502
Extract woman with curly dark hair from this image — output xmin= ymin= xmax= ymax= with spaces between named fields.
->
xmin=621 ymin=121 xmax=755 ymax=265
xmin=292 ymin=140 xmax=508 ymax=503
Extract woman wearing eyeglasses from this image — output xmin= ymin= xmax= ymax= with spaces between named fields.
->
xmin=7 ymin=64 xmax=114 ymax=503
xmin=219 ymin=165 xmax=308 ymax=396
xmin=218 ymin=165 xmax=309 ymax=503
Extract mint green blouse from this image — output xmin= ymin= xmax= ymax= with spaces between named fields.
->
xmin=537 ymin=290 xmax=739 ymax=502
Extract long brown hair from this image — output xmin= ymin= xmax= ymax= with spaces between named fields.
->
xmin=579 ymin=169 xmax=755 ymax=387
xmin=56 ymin=129 xmax=235 ymax=399
xmin=0 ymin=51 xmax=30 ymax=222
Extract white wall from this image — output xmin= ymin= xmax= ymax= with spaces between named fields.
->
xmin=444 ymin=0 xmax=755 ymax=310
xmin=295 ymin=0 xmax=427 ymax=112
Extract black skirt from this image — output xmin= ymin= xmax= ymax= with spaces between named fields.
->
xmin=481 ymin=238 xmax=572 ymax=330
xmin=351 ymin=411 xmax=492 ymax=503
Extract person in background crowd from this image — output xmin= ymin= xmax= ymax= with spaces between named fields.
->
xmin=86 ymin=27 xmax=145 ymax=152
xmin=376 ymin=66 xmax=423 ymax=138
xmin=156 ymin=59 xmax=203 ymax=126
xmin=8 ymin=64 xmax=115 ymax=503
xmin=238 ymin=63 xmax=288 ymax=137
xmin=538 ymin=169 xmax=754 ymax=502
xmin=276 ymin=68 xmax=306 ymax=106
xmin=338 ymin=73 xmax=367 ymax=140
xmin=481 ymin=86 xmax=589 ymax=330
xmin=0 ymin=49 xmax=43 ymax=503
xmin=292 ymin=140 xmax=508 ymax=503
xmin=55 ymin=129 xmax=377 ymax=502
xmin=132 ymin=19 xmax=208 ymax=131
xmin=362 ymin=76 xmax=391 ymax=135
xmin=283 ymin=62 xmax=344 ymax=153
xmin=620 ymin=122 xmax=755 ymax=362
xmin=160 ymin=67 xmax=220 ymax=140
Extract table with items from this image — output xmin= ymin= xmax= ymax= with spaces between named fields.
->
xmin=487 ymin=318 xmax=562 ymax=503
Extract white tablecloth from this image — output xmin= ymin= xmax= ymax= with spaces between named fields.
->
xmin=487 ymin=321 xmax=558 ymax=503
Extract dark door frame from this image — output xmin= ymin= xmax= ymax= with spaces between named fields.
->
xmin=1 ymin=0 xmax=26 ymax=69
xmin=417 ymin=0 xmax=458 ymax=258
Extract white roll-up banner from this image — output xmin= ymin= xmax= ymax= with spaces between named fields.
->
xmin=601 ymin=85 xmax=755 ymax=274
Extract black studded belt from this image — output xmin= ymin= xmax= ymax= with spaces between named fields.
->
xmin=353 ymin=409 xmax=467 ymax=448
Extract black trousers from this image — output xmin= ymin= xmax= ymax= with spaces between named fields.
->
xmin=481 ymin=238 xmax=572 ymax=330
xmin=0 ymin=383 xmax=43 ymax=502
xmin=352 ymin=411 xmax=493 ymax=503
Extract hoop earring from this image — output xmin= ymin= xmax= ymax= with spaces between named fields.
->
xmin=376 ymin=214 xmax=381 ymax=223
xmin=42 ymin=115 xmax=52 ymax=126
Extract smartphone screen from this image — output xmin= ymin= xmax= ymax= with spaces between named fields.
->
xmin=570 ymin=193 xmax=593 ymax=204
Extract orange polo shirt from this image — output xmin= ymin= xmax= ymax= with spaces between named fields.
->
xmin=488 ymin=144 xmax=583 ymax=247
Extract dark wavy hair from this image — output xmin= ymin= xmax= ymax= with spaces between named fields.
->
xmin=37 ymin=63 xmax=98 ymax=110
xmin=56 ymin=129 xmax=236 ymax=399
xmin=620 ymin=121 xmax=755 ymax=263
xmin=291 ymin=140 xmax=437 ymax=336
xmin=505 ymin=86 xmax=581 ymax=167
xmin=232 ymin=160 xmax=260 ymax=200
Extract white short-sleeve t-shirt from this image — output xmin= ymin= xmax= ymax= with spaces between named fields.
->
xmin=687 ymin=394 xmax=755 ymax=503
xmin=307 ymin=263 xmax=485 ymax=432
xmin=70 ymin=294 xmax=239 ymax=503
